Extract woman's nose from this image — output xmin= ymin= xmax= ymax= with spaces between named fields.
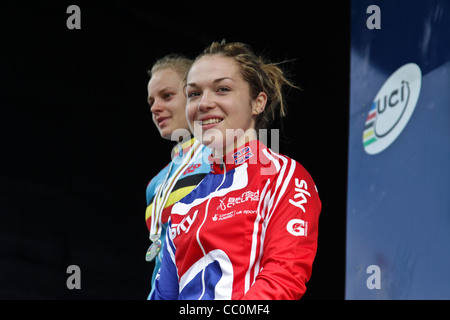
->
xmin=198 ymin=92 xmax=216 ymax=111
xmin=150 ymin=99 xmax=164 ymax=114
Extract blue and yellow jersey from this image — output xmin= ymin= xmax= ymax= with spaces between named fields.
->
xmin=145 ymin=136 xmax=210 ymax=295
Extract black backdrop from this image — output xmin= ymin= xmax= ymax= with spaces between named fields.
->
xmin=1 ymin=1 xmax=349 ymax=299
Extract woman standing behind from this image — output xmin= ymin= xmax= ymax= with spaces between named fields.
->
xmin=151 ymin=42 xmax=321 ymax=300
xmin=144 ymin=55 xmax=211 ymax=298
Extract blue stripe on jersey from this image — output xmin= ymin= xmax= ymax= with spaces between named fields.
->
xmin=178 ymin=168 xmax=236 ymax=205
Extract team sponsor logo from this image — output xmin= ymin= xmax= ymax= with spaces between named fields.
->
xmin=183 ymin=163 xmax=201 ymax=175
xmin=286 ymin=219 xmax=307 ymax=236
xmin=363 ymin=63 xmax=422 ymax=155
xmin=216 ymin=190 xmax=260 ymax=211
xmin=170 ymin=210 xmax=198 ymax=239
xmin=289 ymin=178 xmax=310 ymax=213
xmin=212 ymin=209 xmax=257 ymax=222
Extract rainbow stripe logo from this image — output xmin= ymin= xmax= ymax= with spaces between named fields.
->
xmin=363 ymin=102 xmax=378 ymax=147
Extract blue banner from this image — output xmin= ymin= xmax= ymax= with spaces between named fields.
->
xmin=347 ymin=0 xmax=450 ymax=299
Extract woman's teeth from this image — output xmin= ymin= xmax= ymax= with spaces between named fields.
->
xmin=202 ymin=118 xmax=222 ymax=125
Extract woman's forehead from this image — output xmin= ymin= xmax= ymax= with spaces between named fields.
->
xmin=148 ymin=68 xmax=182 ymax=93
xmin=187 ymin=55 xmax=241 ymax=84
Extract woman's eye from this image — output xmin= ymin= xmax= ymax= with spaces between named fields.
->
xmin=163 ymin=93 xmax=174 ymax=100
xmin=217 ymin=87 xmax=230 ymax=93
xmin=187 ymin=91 xmax=200 ymax=99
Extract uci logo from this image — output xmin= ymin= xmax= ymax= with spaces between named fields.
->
xmin=363 ymin=63 xmax=422 ymax=155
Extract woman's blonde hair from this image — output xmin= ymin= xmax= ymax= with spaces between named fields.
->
xmin=195 ymin=40 xmax=297 ymax=130
xmin=148 ymin=54 xmax=193 ymax=80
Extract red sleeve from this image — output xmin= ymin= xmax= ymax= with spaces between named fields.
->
xmin=241 ymin=160 xmax=321 ymax=300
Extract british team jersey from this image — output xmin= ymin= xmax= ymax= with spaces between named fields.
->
xmin=145 ymin=136 xmax=211 ymax=297
xmin=150 ymin=139 xmax=321 ymax=300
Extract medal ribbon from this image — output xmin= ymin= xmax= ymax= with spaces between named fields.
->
xmin=149 ymin=138 xmax=202 ymax=243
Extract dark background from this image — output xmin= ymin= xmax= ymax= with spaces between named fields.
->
xmin=0 ymin=1 xmax=349 ymax=299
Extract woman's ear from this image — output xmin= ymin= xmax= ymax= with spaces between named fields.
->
xmin=252 ymin=92 xmax=268 ymax=115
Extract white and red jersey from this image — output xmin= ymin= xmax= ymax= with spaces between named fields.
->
xmin=150 ymin=140 xmax=321 ymax=300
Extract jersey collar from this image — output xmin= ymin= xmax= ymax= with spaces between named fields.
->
xmin=172 ymin=135 xmax=196 ymax=159
xmin=209 ymin=139 xmax=265 ymax=174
